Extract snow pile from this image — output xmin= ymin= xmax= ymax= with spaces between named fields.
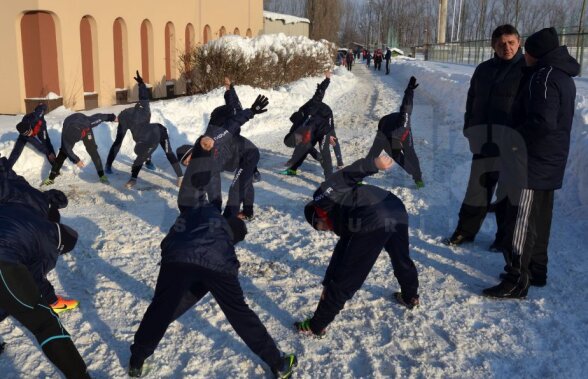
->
xmin=205 ymin=33 xmax=333 ymax=63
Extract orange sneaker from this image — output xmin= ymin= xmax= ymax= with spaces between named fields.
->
xmin=50 ymin=296 xmax=79 ymax=314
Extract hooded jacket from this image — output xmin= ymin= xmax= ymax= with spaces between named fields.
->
xmin=511 ymin=46 xmax=579 ymax=190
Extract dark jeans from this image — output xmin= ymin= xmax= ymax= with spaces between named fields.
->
xmin=310 ymin=226 xmax=419 ymax=333
xmin=130 ymin=262 xmax=282 ymax=371
xmin=0 ymin=261 xmax=89 ymax=378
xmin=454 ymin=153 xmax=500 ymax=240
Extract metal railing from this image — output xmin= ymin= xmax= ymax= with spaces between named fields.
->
xmin=412 ymin=31 xmax=588 ymax=76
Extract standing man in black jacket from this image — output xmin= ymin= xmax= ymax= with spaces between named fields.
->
xmin=384 ymin=48 xmax=392 ymax=75
xmin=129 ymin=138 xmax=297 ymax=379
xmin=483 ymin=27 xmax=579 ymax=298
xmin=295 ymin=157 xmax=420 ymax=337
xmin=7 ymin=103 xmax=56 ymax=170
xmin=445 ymin=25 xmax=526 ymax=250
xmin=42 ymin=112 xmax=116 ymax=186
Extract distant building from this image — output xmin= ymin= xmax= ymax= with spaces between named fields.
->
xmin=263 ymin=11 xmax=309 ymax=38
xmin=0 ymin=0 xmax=263 ymax=114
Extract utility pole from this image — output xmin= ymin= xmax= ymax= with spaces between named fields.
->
xmin=438 ymin=0 xmax=448 ymax=43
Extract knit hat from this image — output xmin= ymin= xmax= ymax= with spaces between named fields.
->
xmin=304 ymin=202 xmax=317 ymax=229
xmin=16 ymin=121 xmax=31 ymax=135
xmin=525 ymin=27 xmax=559 ymax=58
xmin=176 ymin=144 xmax=193 ymax=165
xmin=57 ymin=223 xmax=78 ymax=255
xmin=225 ymin=216 xmax=247 ymax=245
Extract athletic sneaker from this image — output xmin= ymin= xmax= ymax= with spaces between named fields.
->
xmin=442 ymin=232 xmax=474 ymax=246
xmin=278 ymin=169 xmax=297 ymax=176
xmin=144 ymin=161 xmax=156 ymax=170
xmin=125 ymin=178 xmax=137 ymax=189
xmin=50 ymin=296 xmax=79 ymax=314
xmin=394 ymin=292 xmax=420 ymax=310
xmin=294 ymin=318 xmax=326 ymax=338
xmin=272 ymin=353 xmax=298 ymax=379
xmin=482 ymin=279 xmax=528 ymax=299
xmin=41 ymin=177 xmax=54 ymax=186
xmin=99 ymin=175 xmax=110 ymax=184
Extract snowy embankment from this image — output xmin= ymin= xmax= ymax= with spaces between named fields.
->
xmin=0 ymin=53 xmax=587 ymax=379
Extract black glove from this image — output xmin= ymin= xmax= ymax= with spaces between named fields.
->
xmin=133 ymin=70 xmax=144 ymax=85
xmin=250 ymin=95 xmax=269 ymax=115
xmin=407 ymin=76 xmax=418 ymax=90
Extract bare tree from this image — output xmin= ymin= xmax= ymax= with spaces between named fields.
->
xmin=306 ymin=0 xmax=342 ymax=42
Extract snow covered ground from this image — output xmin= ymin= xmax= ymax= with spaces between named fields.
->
xmin=0 ymin=57 xmax=587 ymax=378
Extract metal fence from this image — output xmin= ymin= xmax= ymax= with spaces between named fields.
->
xmin=413 ymin=32 xmax=588 ymax=76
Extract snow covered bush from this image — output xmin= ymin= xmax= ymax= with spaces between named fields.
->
xmin=179 ymin=33 xmax=336 ymax=93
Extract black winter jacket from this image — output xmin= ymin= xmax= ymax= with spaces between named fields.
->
xmin=0 ymin=157 xmax=50 ymax=217
xmin=463 ymin=50 xmax=525 ymax=150
xmin=160 ymin=204 xmax=239 ymax=276
xmin=0 ymin=204 xmax=61 ymax=294
xmin=310 ymin=158 xmax=408 ymax=236
xmin=61 ymin=113 xmax=116 ymax=163
xmin=512 ymin=46 xmax=579 ymax=190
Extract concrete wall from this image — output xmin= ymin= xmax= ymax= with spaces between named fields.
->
xmin=0 ymin=0 xmax=263 ymax=114
xmin=263 ymin=18 xmax=309 ymax=38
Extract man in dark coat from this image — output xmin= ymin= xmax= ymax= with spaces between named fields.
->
xmin=41 ymin=111 xmax=116 ymax=186
xmin=0 ymin=157 xmax=90 ymax=377
xmin=367 ymin=76 xmax=424 ymax=188
xmin=7 ymin=103 xmax=56 ymax=170
xmin=385 ymin=48 xmax=392 ymax=75
xmin=445 ymin=25 xmax=526 ymax=250
xmin=129 ymin=138 xmax=297 ymax=379
xmin=280 ymin=72 xmax=336 ymax=179
xmin=295 ymin=157 xmax=420 ymax=337
xmin=483 ymin=27 xmax=579 ymax=298
xmin=105 ymin=71 xmax=183 ymax=189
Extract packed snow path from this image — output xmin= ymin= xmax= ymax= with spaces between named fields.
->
xmin=0 ymin=61 xmax=587 ymax=378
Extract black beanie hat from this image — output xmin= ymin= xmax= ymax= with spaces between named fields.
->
xmin=16 ymin=121 xmax=31 ymax=135
xmin=525 ymin=27 xmax=559 ymax=59
xmin=57 ymin=223 xmax=78 ymax=255
xmin=225 ymin=216 xmax=247 ymax=245
xmin=176 ymin=144 xmax=193 ymax=165
xmin=304 ymin=202 xmax=317 ymax=229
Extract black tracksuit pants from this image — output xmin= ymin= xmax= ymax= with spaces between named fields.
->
xmin=289 ymin=136 xmax=333 ymax=179
xmin=8 ymin=135 xmax=55 ymax=169
xmin=0 ymin=261 xmax=89 ymax=378
xmin=131 ymin=125 xmax=182 ymax=179
xmin=130 ymin=262 xmax=282 ymax=371
xmin=454 ymin=153 xmax=500 ymax=240
xmin=309 ymin=226 xmax=419 ymax=333
xmin=224 ymin=137 xmax=260 ymax=218
xmin=49 ymin=130 xmax=104 ymax=180
xmin=503 ymin=189 xmax=554 ymax=283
